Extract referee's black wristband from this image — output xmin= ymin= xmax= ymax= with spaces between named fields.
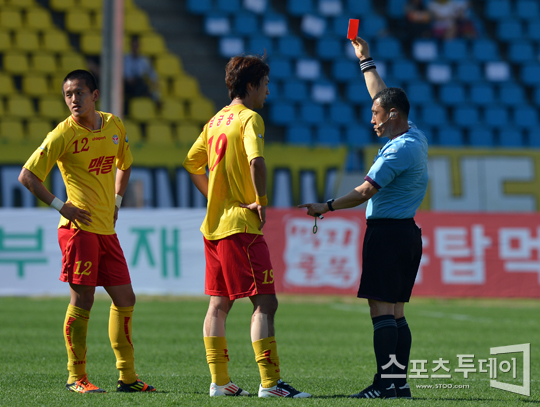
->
xmin=360 ymin=57 xmax=376 ymax=73
xmin=326 ymin=198 xmax=335 ymax=211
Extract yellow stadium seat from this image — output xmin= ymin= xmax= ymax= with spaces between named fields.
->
xmin=13 ymin=31 xmax=39 ymax=51
xmin=65 ymin=10 xmax=92 ymax=33
xmin=94 ymin=12 xmax=102 ymax=29
xmin=125 ymin=8 xmax=152 ymax=34
xmin=124 ymin=0 xmax=136 ymax=10
xmin=146 ymin=121 xmax=174 ymax=145
xmin=27 ymin=118 xmax=53 ymax=144
xmin=172 ymin=75 xmax=200 ymax=99
xmin=0 ymin=118 xmax=25 ymax=143
xmin=0 ymin=30 xmax=11 ymax=52
xmin=30 ymin=52 xmax=58 ymax=74
xmin=51 ymin=74 xmax=68 ymax=94
xmin=128 ymin=97 xmax=157 ymax=122
xmin=49 ymin=0 xmax=75 ymax=11
xmin=22 ymin=73 xmax=51 ymax=96
xmin=4 ymin=0 xmax=36 ymax=7
xmin=6 ymin=95 xmax=34 ymax=118
xmin=0 ymin=73 xmax=16 ymax=95
xmin=139 ymin=32 xmax=166 ymax=56
xmin=0 ymin=9 xmax=23 ymax=29
xmin=25 ymin=7 xmax=54 ymax=30
xmin=123 ymin=119 xmax=143 ymax=144
xmin=3 ymin=51 xmax=29 ymax=74
xmin=155 ymin=54 xmax=183 ymax=78
xmin=80 ymin=31 xmax=102 ymax=55
xmin=176 ymin=122 xmax=202 ymax=145
xmin=79 ymin=0 xmax=102 ymax=10
xmin=159 ymin=98 xmax=186 ymax=122
xmin=187 ymin=97 xmax=215 ymax=123
xmin=60 ymin=53 xmax=87 ymax=72
xmin=38 ymin=95 xmax=70 ymax=121
xmin=43 ymin=30 xmax=71 ymax=52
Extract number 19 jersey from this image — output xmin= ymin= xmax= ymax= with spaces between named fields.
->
xmin=183 ymin=104 xmax=265 ymax=240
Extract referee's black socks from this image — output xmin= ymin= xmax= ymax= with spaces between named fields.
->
xmin=372 ymin=315 xmax=398 ymax=388
xmin=394 ymin=316 xmax=411 ymax=387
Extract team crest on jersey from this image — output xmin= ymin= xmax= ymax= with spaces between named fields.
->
xmin=258 ymin=134 xmax=263 ymax=138
xmin=112 ymin=134 xmax=119 ymax=144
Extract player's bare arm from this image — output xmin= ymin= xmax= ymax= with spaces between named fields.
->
xmin=299 ymin=181 xmax=378 ymax=217
xmin=114 ymin=166 xmax=131 ymax=226
xmin=351 ymin=36 xmax=387 ymax=99
xmin=18 ymin=167 xmax=92 ymax=228
xmin=188 ymin=172 xmax=209 ymax=198
xmin=240 ymin=156 xmax=267 ymax=230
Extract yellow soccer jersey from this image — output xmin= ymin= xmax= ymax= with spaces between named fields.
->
xmin=183 ymin=104 xmax=265 ymax=240
xmin=24 ymin=112 xmax=133 ymax=235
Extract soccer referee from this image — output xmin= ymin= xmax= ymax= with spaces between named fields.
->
xmin=300 ymin=36 xmax=429 ymax=399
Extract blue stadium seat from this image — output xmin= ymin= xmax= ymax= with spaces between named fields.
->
xmin=439 ymin=84 xmax=466 ymax=106
xmin=219 ymin=37 xmax=244 ymax=57
xmin=469 ymin=126 xmax=495 ymax=146
xmin=456 ymin=62 xmax=482 ymax=82
xmin=330 ymin=101 xmax=355 ymax=124
xmin=472 ymin=39 xmax=499 ymax=61
xmin=270 ymin=103 xmax=296 ymax=125
xmin=412 ymin=40 xmax=438 ymax=62
xmin=528 ymin=129 xmax=540 ymax=147
xmin=360 ymin=102 xmax=374 ymax=123
xmin=498 ymin=83 xmax=526 ymax=106
xmin=470 ymin=83 xmax=495 ymax=105
xmin=269 ymin=58 xmax=292 ymax=79
xmin=347 ymin=0 xmax=372 ymax=14
xmin=508 ymin=41 xmax=535 ymax=63
xmin=301 ymin=102 xmax=326 ymax=124
xmin=204 ymin=14 xmax=230 ymax=36
xmin=315 ymin=124 xmax=342 ymax=146
xmin=316 ymin=38 xmax=342 ymax=60
xmin=438 ymin=127 xmax=464 ymax=146
xmin=362 ymin=14 xmax=387 ymax=38
xmin=283 ymin=80 xmax=308 ymax=102
xmin=263 ymin=14 xmax=288 ymax=37
xmin=266 ymin=81 xmax=279 ymax=102
xmin=346 ymin=81 xmax=371 ymax=104
xmin=331 ymin=16 xmax=350 ymax=37
xmin=186 ymin=0 xmax=211 ymax=14
xmin=374 ymin=37 xmax=402 ymax=60
xmin=484 ymin=105 xmax=510 ymax=127
xmin=332 ymin=59 xmax=359 ymax=82
xmin=387 ymin=0 xmax=407 ymax=18
xmin=528 ymin=21 xmax=540 ymax=41
xmin=391 ymin=60 xmax=418 ymax=81
xmin=277 ymin=35 xmax=304 ymax=57
xmin=216 ymin=0 xmax=241 ymax=14
xmin=516 ymin=0 xmax=540 ymax=20
xmin=485 ymin=0 xmax=512 ymax=20
xmin=442 ymin=39 xmax=468 ymax=61
xmin=286 ymin=125 xmax=312 ymax=144
xmin=345 ymin=124 xmax=372 ymax=147
xmin=407 ymin=82 xmax=434 ymax=104
xmin=499 ymin=129 xmax=524 ymax=147
xmin=311 ymin=80 xmax=337 ymax=103
xmin=454 ymin=105 xmax=480 ymax=127
xmin=497 ymin=19 xmax=523 ymax=41
xmin=233 ymin=13 xmax=258 ymax=35
xmin=420 ymin=104 xmax=448 ymax=126
xmin=513 ymin=106 xmax=539 ymax=129
xmin=248 ymin=36 xmax=273 ymax=55
xmin=288 ymin=0 xmax=314 ymax=15
xmin=521 ymin=63 xmax=540 ymax=85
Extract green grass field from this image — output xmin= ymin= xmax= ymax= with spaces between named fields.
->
xmin=0 ymin=295 xmax=538 ymax=406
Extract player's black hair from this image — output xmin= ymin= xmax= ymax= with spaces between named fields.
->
xmin=372 ymin=87 xmax=410 ymax=116
xmin=62 ymin=70 xmax=98 ymax=94
xmin=225 ymin=54 xmax=270 ymax=101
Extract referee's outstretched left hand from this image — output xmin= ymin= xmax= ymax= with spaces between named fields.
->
xmin=240 ymin=202 xmax=266 ymax=230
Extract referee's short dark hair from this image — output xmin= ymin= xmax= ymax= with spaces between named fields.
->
xmin=62 ymin=70 xmax=98 ymax=94
xmin=373 ymin=87 xmax=410 ymax=117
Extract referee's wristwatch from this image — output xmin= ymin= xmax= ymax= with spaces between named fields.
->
xmin=326 ymin=198 xmax=335 ymax=211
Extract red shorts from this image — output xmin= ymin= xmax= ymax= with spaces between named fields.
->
xmin=58 ymin=226 xmax=131 ymax=287
xmin=204 ymin=233 xmax=275 ymax=300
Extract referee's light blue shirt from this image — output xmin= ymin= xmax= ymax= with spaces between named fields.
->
xmin=365 ymin=121 xmax=429 ymax=219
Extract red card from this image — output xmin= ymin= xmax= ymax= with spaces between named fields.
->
xmin=347 ymin=19 xmax=359 ymax=40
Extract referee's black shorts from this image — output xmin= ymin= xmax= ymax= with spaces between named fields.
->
xmin=357 ymin=218 xmax=422 ymax=303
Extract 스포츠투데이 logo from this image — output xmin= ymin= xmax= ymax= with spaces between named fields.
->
xmin=113 ymin=134 xmax=119 ymax=144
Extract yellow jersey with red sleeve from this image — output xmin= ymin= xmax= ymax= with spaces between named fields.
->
xmin=183 ymin=104 xmax=265 ymax=240
xmin=23 ymin=112 xmax=133 ymax=235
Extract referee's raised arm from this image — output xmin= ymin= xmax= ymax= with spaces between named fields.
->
xmin=351 ymin=36 xmax=387 ymax=99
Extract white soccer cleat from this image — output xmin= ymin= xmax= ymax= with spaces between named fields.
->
xmin=258 ymin=379 xmax=311 ymax=398
xmin=209 ymin=381 xmax=249 ymax=397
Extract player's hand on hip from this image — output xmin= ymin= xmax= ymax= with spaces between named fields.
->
xmin=239 ymin=202 xmax=266 ymax=230
xmin=60 ymin=202 xmax=92 ymax=229
xmin=298 ymin=202 xmax=328 ymax=217
xmin=351 ymin=36 xmax=371 ymax=61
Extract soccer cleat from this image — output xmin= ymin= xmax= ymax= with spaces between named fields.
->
xmin=258 ymin=379 xmax=311 ymax=398
xmin=397 ymin=382 xmax=412 ymax=399
xmin=209 ymin=381 xmax=250 ymax=396
xmin=116 ymin=378 xmax=156 ymax=392
xmin=349 ymin=375 xmax=397 ymax=399
xmin=66 ymin=374 xmax=106 ymax=393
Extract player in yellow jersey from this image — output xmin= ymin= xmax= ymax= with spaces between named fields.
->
xmin=184 ymin=55 xmax=311 ymax=398
xmin=18 ymin=70 xmax=155 ymax=394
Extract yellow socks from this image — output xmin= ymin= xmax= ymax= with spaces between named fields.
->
xmin=63 ymin=304 xmax=90 ymax=383
xmin=109 ymin=304 xmax=137 ymax=384
xmin=204 ymin=336 xmax=230 ymax=386
xmin=253 ymin=336 xmax=281 ymax=388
